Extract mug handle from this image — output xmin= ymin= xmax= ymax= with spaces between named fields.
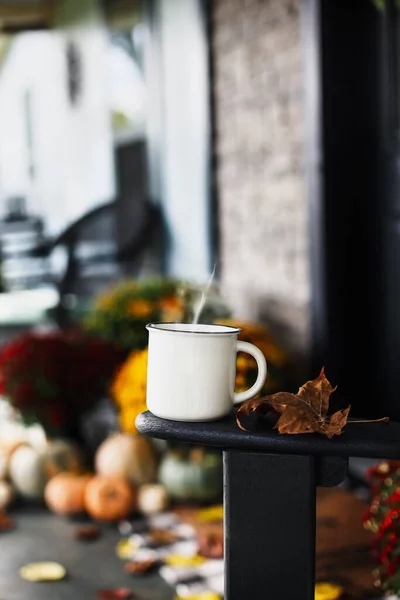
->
xmin=234 ymin=341 xmax=268 ymax=404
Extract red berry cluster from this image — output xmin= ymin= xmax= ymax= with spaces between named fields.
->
xmin=364 ymin=461 xmax=400 ymax=595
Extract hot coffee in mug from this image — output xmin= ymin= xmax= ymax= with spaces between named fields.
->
xmin=146 ymin=323 xmax=268 ymax=421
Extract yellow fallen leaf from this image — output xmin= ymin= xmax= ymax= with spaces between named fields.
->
xmin=196 ymin=505 xmax=223 ymax=523
xmin=175 ymin=594 xmax=221 ymax=600
xmin=116 ymin=538 xmax=137 ymax=560
xmin=315 ymin=582 xmax=343 ymax=600
xmin=166 ymin=554 xmax=206 ymax=567
xmin=19 ymin=562 xmax=66 ymax=582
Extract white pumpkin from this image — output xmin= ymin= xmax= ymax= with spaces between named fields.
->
xmin=0 ymin=481 xmax=14 ymax=510
xmin=95 ymin=433 xmax=158 ymax=486
xmin=9 ymin=440 xmax=83 ymax=500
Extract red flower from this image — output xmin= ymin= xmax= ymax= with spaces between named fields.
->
xmin=0 ymin=328 xmax=122 ymax=434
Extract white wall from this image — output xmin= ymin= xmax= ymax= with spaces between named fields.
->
xmin=0 ymin=22 xmax=114 ymax=237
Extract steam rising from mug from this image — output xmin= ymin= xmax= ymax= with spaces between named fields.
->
xmin=192 ymin=264 xmax=217 ymax=325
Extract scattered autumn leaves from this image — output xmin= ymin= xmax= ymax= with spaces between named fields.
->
xmin=237 ymin=368 xmax=389 ymax=438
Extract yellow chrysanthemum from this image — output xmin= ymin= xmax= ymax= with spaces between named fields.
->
xmin=236 ymin=354 xmax=254 ymax=372
xmin=127 ymin=299 xmax=153 ymax=318
xmin=111 ymin=349 xmax=148 ymax=433
xmin=221 ymin=320 xmax=290 ymax=366
xmin=119 ymin=405 xmax=146 ymax=434
xmin=219 ymin=319 xmax=268 ymax=337
xmin=159 ymin=295 xmax=185 ymax=322
xmin=216 ymin=318 xmax=291 ymax=395
xmin=255 ymin=339 xmax=289 ymax=367
xmin=235 ymin=374 xmax=247 ymax=388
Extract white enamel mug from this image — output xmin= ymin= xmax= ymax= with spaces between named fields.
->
xmin=146 ymin=323 xmax=268 ymax=421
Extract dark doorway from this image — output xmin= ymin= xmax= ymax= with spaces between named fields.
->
xmin=305 ymin=0 xmax=396 ymax=418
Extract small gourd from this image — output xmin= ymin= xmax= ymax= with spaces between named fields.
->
xmin=95 ymin=433 xmax=158 ymax=485
xmin=9 ymin=440 xmax=84 ymax=500
xmin=137 ymin=484 xmax=169 ymax=515
xmin=159 ymin=447 xmax=223 ymax=502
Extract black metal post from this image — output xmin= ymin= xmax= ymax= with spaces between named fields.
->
xmin=224 ymin=451 xmax=316 ymax=600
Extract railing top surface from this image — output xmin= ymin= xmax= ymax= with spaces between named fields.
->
xmin=136 ymin=410 xmax=400 ymax=459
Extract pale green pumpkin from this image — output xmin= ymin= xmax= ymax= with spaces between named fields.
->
xmin=159 ymin=448 xmax=223 ymax=502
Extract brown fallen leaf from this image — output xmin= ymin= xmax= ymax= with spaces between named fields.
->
xmin=237 ymin=368 xmax=389 ymax=438
xmin=124 ymin=559 xmax=159 ymax=575
xmin=74 ymin=524 xmax=100 ymax=542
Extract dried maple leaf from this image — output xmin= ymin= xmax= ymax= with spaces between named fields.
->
xmin=237 ymin=368 xmax=388 ymax=438
xmin=323 ymin=407 xmax=351 ymax=438
xmin=296 ymin=366 xmax=336 ymax=417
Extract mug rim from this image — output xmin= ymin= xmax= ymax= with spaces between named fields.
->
xmin=146 ymin=322 xmax=241 ymax=335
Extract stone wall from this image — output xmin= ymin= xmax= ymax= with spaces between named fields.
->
xmin=212 ymin=0 xmax=310 ymax=354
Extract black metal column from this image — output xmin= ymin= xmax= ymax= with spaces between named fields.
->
xmin=224 ymin=451 xmax=316 ymax=600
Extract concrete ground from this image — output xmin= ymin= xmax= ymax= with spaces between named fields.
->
xmin=1 ymin=507 xmax=173 ymax=600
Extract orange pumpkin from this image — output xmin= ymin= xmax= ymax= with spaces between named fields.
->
xmin=84 ymin=476 xmax=136 ymax=521
xmin=45 ymin=473 xmax=92 ymax=516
